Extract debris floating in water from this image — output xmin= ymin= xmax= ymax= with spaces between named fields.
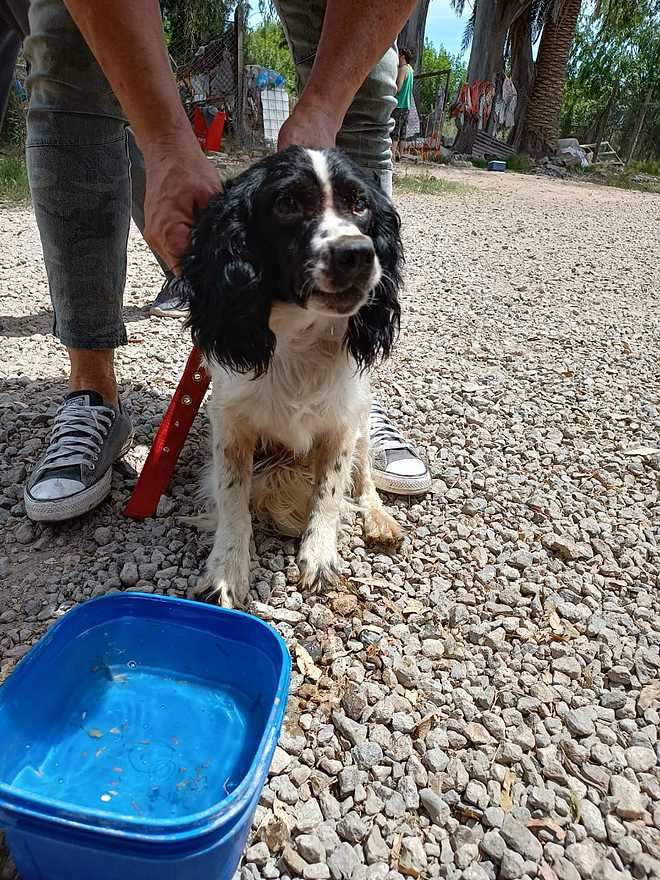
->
xmin=87 ymin=729 xmax=103 ymax=739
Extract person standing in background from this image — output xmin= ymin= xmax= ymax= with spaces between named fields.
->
xmin=392 ymin=47 xmax=413 ymax=161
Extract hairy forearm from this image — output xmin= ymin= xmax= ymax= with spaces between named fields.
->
xmin=62 ymin=0 xmax=220 ymax=269
xmin=62 ymin=0 xmax=196 ymax=154
xmin=302 ymin=0 xmax=416 ymax=125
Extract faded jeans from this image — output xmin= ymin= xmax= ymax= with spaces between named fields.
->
xmin=0 ymin=0 xmax=396 ymax=350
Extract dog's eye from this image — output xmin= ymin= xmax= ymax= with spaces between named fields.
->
xmin=274 ymin=195 xmax=302 ymax=218
xmin=353 ymin=195 xmax=369 ymax=215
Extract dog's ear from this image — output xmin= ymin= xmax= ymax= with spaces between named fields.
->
xmin=345 ymin=188 xmax=403 ymax=371
xmin=182 ymin=166 xmax=275 ymax=376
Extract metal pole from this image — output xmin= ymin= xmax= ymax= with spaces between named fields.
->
xmin=234 ymin=1 xmax=246 ymax=146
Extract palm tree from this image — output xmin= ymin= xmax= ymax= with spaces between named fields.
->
xmin=518 ymin=0 xmax=582 ymax=157
xmin=516 ymin=0 xmax=648 ymax=157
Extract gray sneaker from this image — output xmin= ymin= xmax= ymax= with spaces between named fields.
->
xmin=24 ymin=391 xmax=133 ymax=522
xmin=369 ymin=401 xmax=432 ymax=496
xmin=148 ymin=276 xmax=190 ymax=319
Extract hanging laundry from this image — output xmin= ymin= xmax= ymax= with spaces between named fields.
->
xmin=470 ymin=80 xmax=495 ymax=129
xmin=452 ymin=81 xmax=495 ymax=129
xmin=191 ymin=73 xmax=210 ymax=101
xmin=450 ymin=83 xmax=473 ymax=128
xmin=494 ymin=77 xmax=518 ymax=130
xmin=502 ymin=76 xmax=517 ymax=129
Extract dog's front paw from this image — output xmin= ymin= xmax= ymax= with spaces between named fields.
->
xmin=297 ymin=550 xmax=340 ymax=591
xmin=363 ymin=508 xmax=405 ymax=549
xmin=193 ymin=566 xmax=249 ymax=608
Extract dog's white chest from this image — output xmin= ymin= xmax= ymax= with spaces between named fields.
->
xmin=211 ymin=347 xmax=367 ymax=454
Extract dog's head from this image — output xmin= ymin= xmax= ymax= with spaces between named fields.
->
xmin=183 ymin=146 xmax=403 ymax=376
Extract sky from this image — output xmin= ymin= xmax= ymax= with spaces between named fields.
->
xmin=424 ymin=0 xmax=470 ymax=57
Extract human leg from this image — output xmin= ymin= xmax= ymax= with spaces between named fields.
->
xmin=391 ymin=107 xmax=405 ymax=160
xmin=275 ymin=0 xmax=396 ymax=195
xmin=275 ymin=0 xmax=431 ymax=495
xmin=12 ymin=0 xmax=134 ymax=520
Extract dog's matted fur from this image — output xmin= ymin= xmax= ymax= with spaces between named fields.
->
xmin=183 ymin=146 xmax=404 ymax=607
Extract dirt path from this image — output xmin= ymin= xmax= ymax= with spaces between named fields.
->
xmin=1 ymin=170 xmax=660 ymax=880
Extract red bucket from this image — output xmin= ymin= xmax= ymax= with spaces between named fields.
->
xmin=192 ymin=107 xmax=226 ymax=152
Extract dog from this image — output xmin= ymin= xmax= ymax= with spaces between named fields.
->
xmin=182 ymin=145 xmax=404 ymax=607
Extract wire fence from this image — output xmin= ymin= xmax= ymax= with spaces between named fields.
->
xmin=173 ymin=14 xmax=292 ymax=154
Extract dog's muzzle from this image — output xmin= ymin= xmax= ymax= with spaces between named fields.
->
xmin=310 ymin=233 xmax=379 ymax=316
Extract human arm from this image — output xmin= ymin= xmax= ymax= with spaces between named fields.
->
xmin=62 ymin=0 xmax=220 ymax=271
xmin=278 ymin=0 xmax=416 ymax=150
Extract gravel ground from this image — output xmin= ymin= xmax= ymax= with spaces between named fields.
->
xmin=1 ymin=168 xmax=660 ymax=880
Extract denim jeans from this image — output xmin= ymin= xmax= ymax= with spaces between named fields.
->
xmin=0 ymin=0 xmax=396 ymax=350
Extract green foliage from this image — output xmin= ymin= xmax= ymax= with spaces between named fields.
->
xmin=395 ymin=173 xmax=468 ymax=195
xmin=245 ymin=18 xmax=296 ymax=94
xmin=470 ymin=157 xmax=487 ymax=168
xmin=0 ymin=152 xmax=30 ymax=203
xmin=627 ymin=158 xmax=660 ymax=177
xmin=161 ymin=0 xmax=238 ymax=65
xmin=561 ymin=0 xmax=659 ymax=160
xmin=506 ymin=153 xmax=532 ymax=172
xmin=419 ymin=39 xmax=466 ymax=117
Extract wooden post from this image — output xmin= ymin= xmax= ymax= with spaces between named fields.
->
xmin=234 ymin=1 xmax=246 ymax=146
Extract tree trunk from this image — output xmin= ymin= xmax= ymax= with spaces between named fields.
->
xmin=627 ymin=82 xmax=654 ymax=162
xmin=519 ymin=0 xmax=582 ymax=158
xmin=466 ymin=0 xmax=512 ymax=82
xmin=509 ymin=5 xmax=534 ymax=148
xmin=398 ymin=0 xmax=431 ymax=73
xmin=454 ymin=0 xmax=529 ymax=153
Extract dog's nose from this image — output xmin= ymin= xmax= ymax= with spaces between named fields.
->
xmin=328 ymin=235 xmax=375 ymax=283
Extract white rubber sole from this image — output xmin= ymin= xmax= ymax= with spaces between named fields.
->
xmin=372 ymin=469 xmax=432 ymax=497
xmin=24 ymin=467 xmax=113 ymax=523
xmin=149 ymin=305 xmax=189 ymax=319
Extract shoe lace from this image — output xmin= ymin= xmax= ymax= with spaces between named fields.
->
xmin=37 ymin=403 xmax=114 ymax=474
xmin=369 ymin=401 xmax=415 ymax=453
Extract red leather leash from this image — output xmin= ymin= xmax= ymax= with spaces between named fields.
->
xmin=123 ymin=347 xmax=210 ymax=519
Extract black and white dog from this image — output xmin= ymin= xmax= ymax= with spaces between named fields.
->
xmin=183 ymin=146 xmax=404 ymax=607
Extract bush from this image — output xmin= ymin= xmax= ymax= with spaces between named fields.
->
xmin=506 ymin=154 xmax=532 ymax=173
xmin=627 ymin=158 xmax=660 ymax=177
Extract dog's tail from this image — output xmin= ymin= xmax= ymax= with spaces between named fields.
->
xmin=252 ymin=451 xmax=314 ymax=537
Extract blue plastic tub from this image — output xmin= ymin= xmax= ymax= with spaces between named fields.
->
xmin=487 ymin=160 xmax=507 ymax=172
xmin=0 ymin=593 xmax=290 ymax=880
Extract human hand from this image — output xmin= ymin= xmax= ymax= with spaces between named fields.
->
xmin=277 ymin=98 xmax=342 ymax=151
xmin=142 ymin=137 xmax=221 ymax=272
